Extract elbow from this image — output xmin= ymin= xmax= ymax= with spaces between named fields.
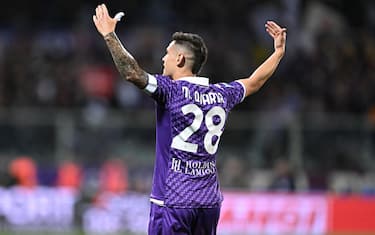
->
xmin=245 ymin=84 xmax=261 ymax=96
xmin=121 ymin=70 xmax=140 ymax=82
xmin=123 ymin=75 xmax=135 ymax=82
xmin=252 ymin=86 xmax=261 ymax=94
xmin=246 ymin=81 xmax=264 ymax=95
xmin=121 ymin=72 xmax=148 ymax=89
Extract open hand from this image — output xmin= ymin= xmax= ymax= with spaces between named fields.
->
xmin=93 ymin=4 xmax=123 ymax=37
xmin=265 ymin=21 xmax=287 ymax=55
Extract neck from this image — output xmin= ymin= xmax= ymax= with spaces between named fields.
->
xmin=171 ymin=70 xmax=195 ymax=80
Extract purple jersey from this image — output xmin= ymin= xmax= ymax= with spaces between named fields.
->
xmin=144 ymin=75 xmax=245 ymax=208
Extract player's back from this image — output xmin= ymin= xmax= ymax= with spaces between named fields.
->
xmin=171 ymin=80 xmax=228 ymax=157
xmin=149 ymin=75 xmax=245 ymax=208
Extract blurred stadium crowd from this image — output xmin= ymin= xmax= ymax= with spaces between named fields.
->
xmin=0 ymin=0 xmax=374 ymax=112
xmin=0 ymin=0 xmax=374 ymax=196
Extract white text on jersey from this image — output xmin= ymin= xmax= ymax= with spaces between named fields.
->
xmin=171 ymin=158 xmax=216 ymax=176
xmin=182 ymin=86 xmax=224 ymax=106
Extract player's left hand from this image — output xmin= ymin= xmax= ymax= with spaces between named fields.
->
xmin=265 ymin=21 xmax=287 ymax=56
xmin=93 ymin=4 xmax=123 ymax=37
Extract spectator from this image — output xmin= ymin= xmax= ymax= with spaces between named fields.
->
xmin=9 ymin=156 xmax=38 ymax=188
xmin=269 ymin=158 xmax=295 ymax=192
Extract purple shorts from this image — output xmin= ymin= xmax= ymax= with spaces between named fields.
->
xmin=148 ymin=203 xmax=221 ymax=235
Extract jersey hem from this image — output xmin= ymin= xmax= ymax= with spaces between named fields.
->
xmin=150 ymin=198 xmax=165 ymax=206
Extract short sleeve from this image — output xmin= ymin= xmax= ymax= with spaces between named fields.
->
xmin=143 ymin=74 xmax=176 ymax=105
xmin=217 ymin=81 xmax=246 ymax=110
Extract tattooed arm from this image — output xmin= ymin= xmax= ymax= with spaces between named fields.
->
xmin=93 ymin=4 xmax=148 ymax=89
xmin=103 ymin=32 xmax=148 ymax=88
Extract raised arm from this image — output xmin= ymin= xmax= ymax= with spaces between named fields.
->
xmin=93 ymin=4 xmax=148 ymax=89
xmin=238 ymin=21 xmax=287 ymax=97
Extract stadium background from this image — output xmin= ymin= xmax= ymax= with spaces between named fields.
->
xmin=0 ymin=0 xmax=374 ymax=234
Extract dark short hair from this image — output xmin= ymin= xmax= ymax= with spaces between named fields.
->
xmin=172 ymin=32 xmax=208 ymax=74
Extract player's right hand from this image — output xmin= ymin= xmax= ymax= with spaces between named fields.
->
xmin=93 ymin=4 xmax=121 ymax=37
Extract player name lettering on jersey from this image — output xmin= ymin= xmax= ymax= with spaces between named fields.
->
xmin=182 ymin=86 xmax=224 ymax=106
xmin=171 ymin=158 xmax=216 ymax=176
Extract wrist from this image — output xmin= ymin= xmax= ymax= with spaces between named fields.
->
xmin=274 ymin=49 xmax=285 ymax=59
xmin=103 ymin=32 xmax=116 ymax=40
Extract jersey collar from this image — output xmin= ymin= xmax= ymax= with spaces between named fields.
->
xmin=178 ymin=76 xmax=209 ymax=86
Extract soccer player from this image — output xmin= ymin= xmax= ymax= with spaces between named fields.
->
xmin=93 ymin=3 xmax=286 ymax=234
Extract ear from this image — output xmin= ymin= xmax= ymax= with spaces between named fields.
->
xmin=176 ymin=53 xmax=186 ymax=68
